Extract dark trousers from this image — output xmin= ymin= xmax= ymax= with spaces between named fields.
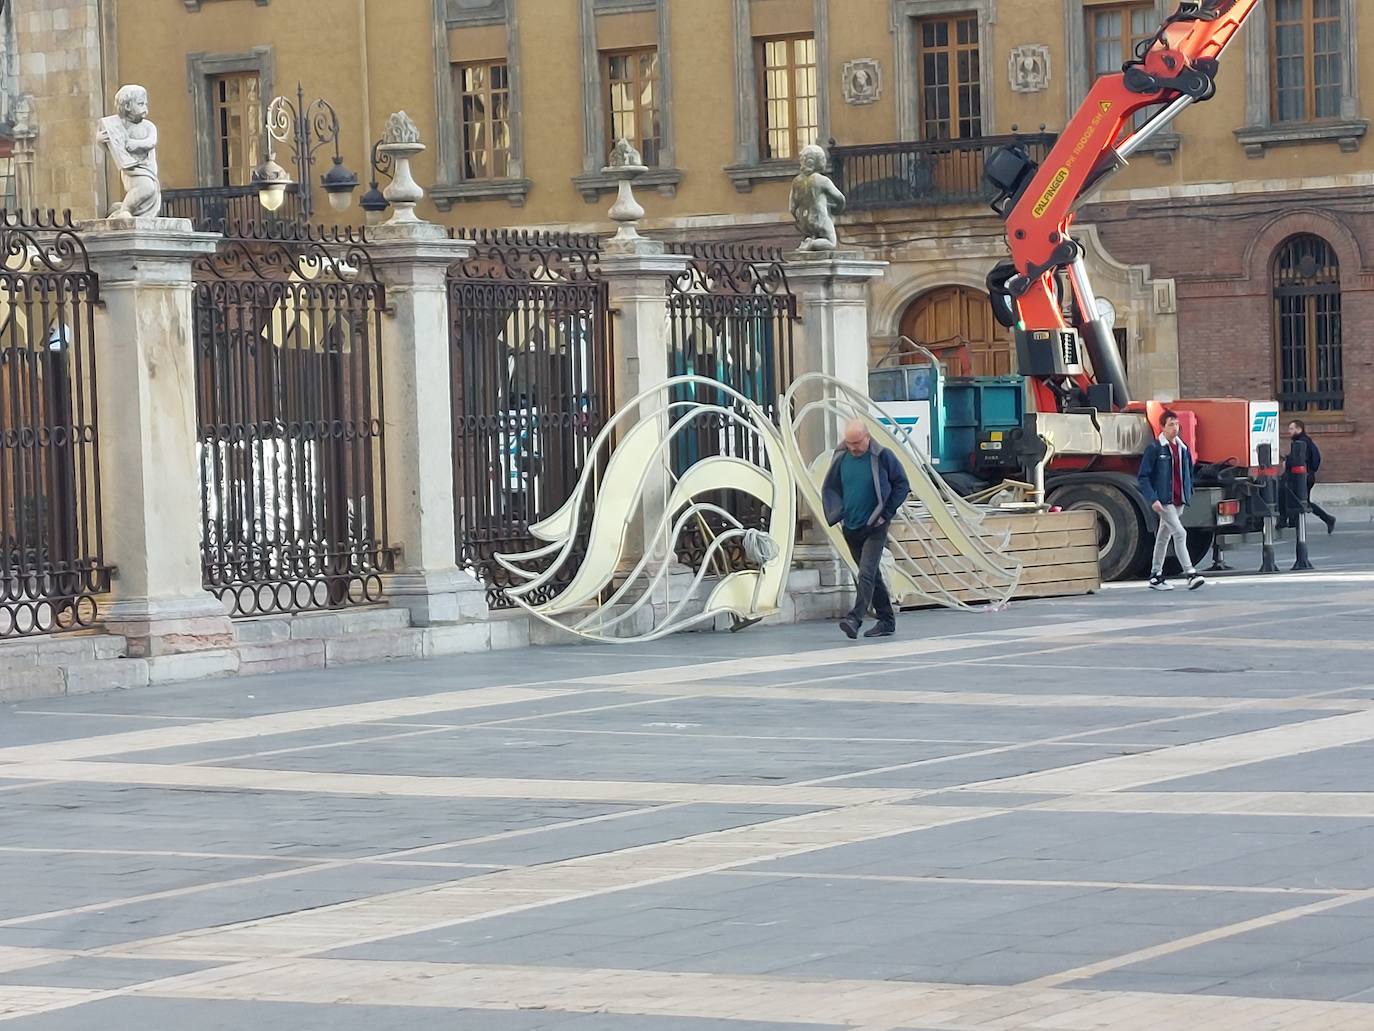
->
xmin=1280 ymin=478 xmax=1335 ymax=527
xmin=842 ymin=523 xmax=895 ymax=625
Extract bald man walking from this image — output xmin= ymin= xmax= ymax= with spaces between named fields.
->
xmin=821 ymin=420 xmax=912 ymax=639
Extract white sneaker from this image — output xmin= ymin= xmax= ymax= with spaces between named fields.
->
xmin=1186 ymin=573 xmax=1206 ymax=590
xmin=1148 ymin=576 xmax=1173 ymax=591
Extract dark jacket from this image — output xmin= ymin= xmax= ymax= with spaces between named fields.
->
xmin=1137 ymin=433 xmax=1194 ymax=507
xmin=1285 ymin=432 xmax=1322 ymax=485
xmin=822 ymin=440 xmax=911 ymax=528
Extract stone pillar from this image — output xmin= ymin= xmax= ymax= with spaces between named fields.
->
xmin=367 ymin=220 xmax=488 ymax=625
xmin=785 ymin=250 xmax=888 ymax=572
xmin=600 ymin=239 xmax=690 ymax=581
xmin=785 ymin=250 xmax=889 ymax=453
xmin=81 ymin=217 xmax=236 ymax=658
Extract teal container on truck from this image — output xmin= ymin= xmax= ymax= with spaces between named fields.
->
xmin=868 ymin=363 xmax=1024 ymax=476
xmin=940 ymin=376 xmax=1024 ymax=474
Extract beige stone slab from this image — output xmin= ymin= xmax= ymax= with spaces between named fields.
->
xmin=1031 ymin=790 xmax=1374 ymax=819
xmin=0 ymin=684 xmax=577 ymax=765
xmin=0 ymin=760 xmax=914 ymax=807
xmin=992 ymin=709 xmax=1374 ymax=794
xmin=130 ymin=959 xmax=1374 ymax=1029
xmin=0 ymin=947 xmax=70 ymax=974
xmin=0 ymin=985 xmax=106 ymax=1019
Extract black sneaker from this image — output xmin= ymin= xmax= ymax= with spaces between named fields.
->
xmin=1326 ymin=518 xmax=1337 ymax=535
xmin=1187 ymin=573 xmax=1206 ymax=590
xmin=1148 ymin=576 xmax=1173 ymax=591
xmin=839 ymin=618 xmax=860 ymax=640
xmin=864 ymin=622 xmax=895 ymax=638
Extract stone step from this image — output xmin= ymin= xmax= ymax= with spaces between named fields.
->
xmin=287 ymin=606 xmax=414 ymax=640
xmin=233 ymin=607 xmax=414 ymax=646
xmin=236 ymin=638 xmax=327 ymax=677
xmin=146 ymin=649 xmax=239 ymax=685
xmin=64 ymin=658 xmax=151 ymax=696
xmin=0 ymin=631 xmax=127 ymax=671
xmin=323 ymin=628 xmax=424 ymax=666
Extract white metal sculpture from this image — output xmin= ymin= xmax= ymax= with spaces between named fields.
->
xmin=493 ymin=373 xmax=1021 ymax=643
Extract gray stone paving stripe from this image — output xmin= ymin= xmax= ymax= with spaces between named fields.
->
xmin=587 ymin=682 xmax=1373 ymax=712
xmin=1026 ymin=885 xmax=1374 ymax=991
xmin=105 ymin=806 xmax=997 ymax=962
xmin=573 ymin=615 xmax=1220 ymax=687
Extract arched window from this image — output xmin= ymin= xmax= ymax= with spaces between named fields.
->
xmin=1273 ymin=234 xmax=1343 ymax=413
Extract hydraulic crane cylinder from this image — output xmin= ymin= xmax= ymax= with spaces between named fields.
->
xmin=1080 ymin=318 xmax=1132 ymax=409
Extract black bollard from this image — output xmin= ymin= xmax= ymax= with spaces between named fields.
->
xmin=1288 ymin=438 xmax=1314 ymax=571
xmin=1258 ymin=466 xmax=1279 ymax=574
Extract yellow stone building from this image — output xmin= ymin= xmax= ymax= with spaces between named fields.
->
xmin=10 ymin=0 xmax=1373 ymax=477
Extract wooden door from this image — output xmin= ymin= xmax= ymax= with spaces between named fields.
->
xmin=899 ymin=285 xmax=1014 ymax=377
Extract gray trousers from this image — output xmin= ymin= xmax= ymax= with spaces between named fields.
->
xmin=1151 ymin=503 xmax=1194 ymax=576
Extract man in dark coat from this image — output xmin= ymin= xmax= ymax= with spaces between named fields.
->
xmin=821 ymin=420 xmax=911 ymax=639
xmin=1282 ymin=419 xmax=1336 ymax=533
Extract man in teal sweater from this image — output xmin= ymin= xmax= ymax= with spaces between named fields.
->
xmin=821 ymin=420 xmax=911 ymax=639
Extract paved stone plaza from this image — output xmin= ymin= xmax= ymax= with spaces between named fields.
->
xmin=0 ymin=528 xmax=1372 ymax=1029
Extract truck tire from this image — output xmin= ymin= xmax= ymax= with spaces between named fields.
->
xmin=1049 ymin=483 xmax=1145 ymax=582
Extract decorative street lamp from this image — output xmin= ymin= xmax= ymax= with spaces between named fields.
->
xmin=251 ymin=84 xmax=358 ymax=219
xmin=357 ymin=138 xmax=393 ymax=225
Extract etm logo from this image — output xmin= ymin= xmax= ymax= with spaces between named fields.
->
xmin=1252 ymin=412 xmax=1278 ymax=435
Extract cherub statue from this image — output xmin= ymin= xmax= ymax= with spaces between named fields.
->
xmin=789 ymin=143 xmax=845 ymax=252
xmin=97 ymin=85 xmax=161 ymax=219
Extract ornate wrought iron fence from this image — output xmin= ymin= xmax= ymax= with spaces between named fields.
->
xmin=830 ymin=133 xmax=1057 ymax=210
xmin=0 ymin=211 xmax=110 ymax=637
xmin=665 ymin=242 xmax=797 ymax=568
xmin=447 ymin=228 xmax=613 ymax=609
xmin=162 ymin=184 xmax=304 ymax=234
xmin=191 ymin=223 xmax=393 ymax=617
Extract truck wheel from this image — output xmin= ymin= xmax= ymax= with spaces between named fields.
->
xmin=1050 ymin=483 xmax=1144 ymax=582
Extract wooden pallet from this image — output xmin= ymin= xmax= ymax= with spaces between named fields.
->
xmin=894 ymin=508 xmax=1102 ymax=608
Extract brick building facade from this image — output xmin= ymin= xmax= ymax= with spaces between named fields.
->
xmin=1084 ymin=185 xmax=1374 ymax=482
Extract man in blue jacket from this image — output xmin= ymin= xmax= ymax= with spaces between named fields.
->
xmin=821 ymin=420 xmax=912 ymax=638
xmin=1137 ymin=409 xmax=1205 ymax=591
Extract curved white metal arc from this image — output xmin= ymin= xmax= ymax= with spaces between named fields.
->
xmin=493 ymin=374 xmax=797 ymax=642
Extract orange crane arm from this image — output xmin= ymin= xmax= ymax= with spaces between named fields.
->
xmin=983 ymin=0 xmax=1265 ymax=416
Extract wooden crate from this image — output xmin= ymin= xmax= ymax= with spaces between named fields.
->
xmin=894 ymin=508 xmax=1102 ymax=608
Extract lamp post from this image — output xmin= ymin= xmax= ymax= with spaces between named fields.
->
xmin=251 ymin=83 xmax=359 ymax=220
xmin=358 ymin=138 xmax=393 ymax=225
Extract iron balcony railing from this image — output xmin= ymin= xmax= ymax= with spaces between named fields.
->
xmin=161 ymin=184 xmax=304 ymax=234
xmin=830 ymin=133 xmax=1058 ymax=211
